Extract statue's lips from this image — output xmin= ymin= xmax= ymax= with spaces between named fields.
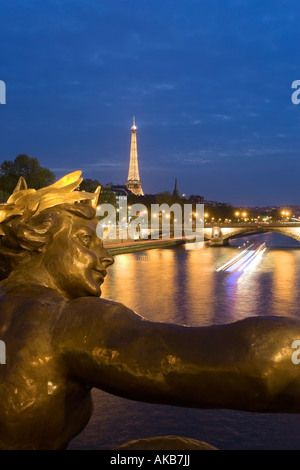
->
xmin=92 ymin=269 xmax=107 ymax=283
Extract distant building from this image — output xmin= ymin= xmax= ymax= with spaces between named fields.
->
xmin=104 ymin=183 xmax=131 ymax=206
xmin=190 ymin=195 xmax=204 ymax=204
xmin=105 ymin=183 xmax=131 ymax=197
xmin=173 ymin=178 xmax=180 ymax=197
xmin=204 ymin=199 xmax=227 ymax=207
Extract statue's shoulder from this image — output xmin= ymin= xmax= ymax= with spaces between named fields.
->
xmin=0 ymin=283 xmax=67 ymax=316
xmin=63 ymin=296 xmax=139 ymax=319
xmin=59 ymin=296 xmax=144 ymax=334
xmin=49 ymin=296 xmax=142 ymax=348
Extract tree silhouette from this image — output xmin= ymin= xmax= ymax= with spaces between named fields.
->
xmin=0 ymin=155 xmax=56 ymax=199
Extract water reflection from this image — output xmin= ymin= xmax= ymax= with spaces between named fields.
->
xmin=71 ymin=232 xmax=300 ymax=450
xmin=102 ymin=234 xmax=300 ymax=327
xmin=272 ymin=251 xmax=296 ymax=316
xmin=185 ymin=249 xmax=215 ymax=325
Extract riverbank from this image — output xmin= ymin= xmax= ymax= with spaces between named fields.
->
xmin=103 ymin=238 xmax=186 ymax=255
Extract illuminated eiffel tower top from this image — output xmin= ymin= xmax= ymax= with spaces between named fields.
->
xmin=126 ymin=117 xmax=144 ymax=196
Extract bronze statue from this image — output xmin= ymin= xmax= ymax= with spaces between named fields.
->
xmin=1 ymin=171 xmax=300 ymax=450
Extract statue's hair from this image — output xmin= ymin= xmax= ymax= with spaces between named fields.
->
xmin=0 ymin=203 xmax=96 ymax=281
xmin=0 ymin=172 xmax=100 ymax=280
xmin=0 ymin=171 xmax=100 ymax=229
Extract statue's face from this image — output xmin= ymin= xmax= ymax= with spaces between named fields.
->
xmin=42 ymin=214 xmax=114 ymax=299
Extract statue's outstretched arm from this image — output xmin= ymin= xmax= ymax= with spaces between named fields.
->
xmin=54 ymin=298 xmax=300 ymax=413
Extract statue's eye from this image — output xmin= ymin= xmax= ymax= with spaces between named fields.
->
xmin=79 ymin=234 xmax=92 ymax=248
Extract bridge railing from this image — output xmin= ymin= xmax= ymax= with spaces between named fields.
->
xmin=204 ymin=222 xmax=300 ymax=227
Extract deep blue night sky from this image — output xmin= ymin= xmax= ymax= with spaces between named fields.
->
xmin=0 ymin=0 xmax=299 ymax=206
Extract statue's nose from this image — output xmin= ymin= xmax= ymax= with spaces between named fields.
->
xmin=100 ymin=247 xmax=114 ymax=268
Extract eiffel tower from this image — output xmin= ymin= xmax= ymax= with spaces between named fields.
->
xmin=126 ymin=117 xmax=144 ymax=196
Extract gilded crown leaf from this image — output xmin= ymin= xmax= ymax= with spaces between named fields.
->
xmin=0 ymin=171 xmax=101 ymax=232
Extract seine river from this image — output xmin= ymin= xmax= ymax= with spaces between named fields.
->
xmin=70 ymin=232 xmax=300 ymax=450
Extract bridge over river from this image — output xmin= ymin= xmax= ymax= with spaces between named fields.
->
xmin=204 ymin=222 xmax=300 ymax=246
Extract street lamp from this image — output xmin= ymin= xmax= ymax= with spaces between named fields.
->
xmin=281 ymin=210 xmax=290 ymax=219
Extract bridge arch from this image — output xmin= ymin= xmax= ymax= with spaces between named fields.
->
xmin=204 ymin=225 xmax=300 ymax=245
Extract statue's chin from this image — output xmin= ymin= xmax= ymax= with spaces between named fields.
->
xmin=62 ymin=278 xmax=102 ymax=299
xmin=80 ymin=283 xmax=102 ymax=298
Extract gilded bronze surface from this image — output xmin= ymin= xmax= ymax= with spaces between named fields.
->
xmin=1 ymin=172 xmax=300 ymax=449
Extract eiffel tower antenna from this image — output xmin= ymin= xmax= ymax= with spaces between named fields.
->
xmin=126 ymin=117 xmax=144 ymax=196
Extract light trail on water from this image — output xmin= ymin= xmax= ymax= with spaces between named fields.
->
xmin=216 ymin=243 xmax=266 ymax=274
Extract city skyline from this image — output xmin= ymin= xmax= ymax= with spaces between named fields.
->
xmin=0 ymin=1 xmax=300 ymax=206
